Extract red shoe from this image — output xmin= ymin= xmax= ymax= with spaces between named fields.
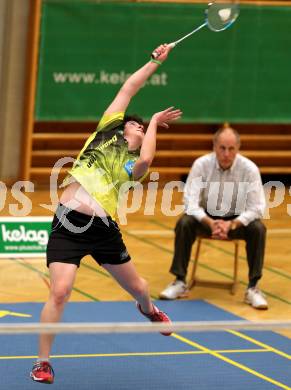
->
xmin=136 ymin=302 xmax=172 ymax=336
xmin=30 ymin=361 xmax=55 ymax=384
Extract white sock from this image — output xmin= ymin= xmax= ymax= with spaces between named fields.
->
xmin=37 ymin=358 xmax=49 ymax=363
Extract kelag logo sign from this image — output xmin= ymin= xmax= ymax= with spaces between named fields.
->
xmin=0 ymin=218 xmax=52 ymax=258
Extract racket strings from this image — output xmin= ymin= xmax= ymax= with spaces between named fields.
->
xmin=207 ymin=1 xmax=240 ymax=32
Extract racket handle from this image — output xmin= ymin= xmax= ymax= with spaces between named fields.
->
xmin=151 ymin=42 xmax=176 ymax=59
xmin=151 ymin=51 xmax=159 ymax=59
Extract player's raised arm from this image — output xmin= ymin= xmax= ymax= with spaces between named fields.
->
xmin=132 ymin=107 xmax=182 ymax=180
xmin=104 ymin=44 xmax=172 ymax=115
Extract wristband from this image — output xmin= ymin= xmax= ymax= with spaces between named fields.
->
xmin=150 ymin=59 xmax=162 ymax=65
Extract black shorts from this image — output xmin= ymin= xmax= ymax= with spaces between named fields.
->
xmin=46 ymin=204 xmax=131 ymax=268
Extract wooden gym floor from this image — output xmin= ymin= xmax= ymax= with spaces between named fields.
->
xmin=0 ymin=186 xmax=290 ymax=336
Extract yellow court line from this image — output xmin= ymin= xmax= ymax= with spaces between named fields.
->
xmin=227 ymin=330 xmax=291 ymax=360
xmin=0 ymin=311 xmax=32 ymax=318
xmin=172 ymin=333 xmax=291 ymax=390
xmin=0 ymin=348 xmax=270 ymax=360
xmin=215 ymin=348 xmax=271 ymax=354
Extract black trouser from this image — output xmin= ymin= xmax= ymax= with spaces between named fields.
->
xmin=170 ymin=214 xmax=266 ymax=287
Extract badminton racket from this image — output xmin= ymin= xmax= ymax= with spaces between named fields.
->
xmin=152 ymin=0 xmax=240 ymax=58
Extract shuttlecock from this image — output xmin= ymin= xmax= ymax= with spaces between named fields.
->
xmin=218 ymin=8 xmax=231 ymax=22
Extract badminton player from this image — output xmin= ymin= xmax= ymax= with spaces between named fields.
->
xmin=30 ymin=43 xmax=181 ymax=384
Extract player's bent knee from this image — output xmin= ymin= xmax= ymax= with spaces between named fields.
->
xmin=130 ymin=277 xmax=148 ymax=297
xmin=51 ymin=286 xmax=72 ymax=305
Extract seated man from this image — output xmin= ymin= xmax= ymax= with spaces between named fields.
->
xmin=160 ymin=125 xmax=268 ymax=310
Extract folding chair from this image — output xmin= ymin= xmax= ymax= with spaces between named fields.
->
xmin=188 ymin=237 xmax=240 ymax=295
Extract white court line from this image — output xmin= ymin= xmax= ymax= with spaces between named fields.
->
xmin=126 ymin=229 xmax=291 ymax=236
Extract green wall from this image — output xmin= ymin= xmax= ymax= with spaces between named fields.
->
xmin=35 ymin=1 xmax=291 ymax=123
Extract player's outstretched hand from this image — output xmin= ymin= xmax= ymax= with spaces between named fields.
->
xmin=152 ymin=107 xmax=182 ymax=129
xmin=151 ymin=43 xmax=173 ymax=62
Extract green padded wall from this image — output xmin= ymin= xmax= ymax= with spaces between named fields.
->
xmin=35 ymin=1 xmax=291 ymax=123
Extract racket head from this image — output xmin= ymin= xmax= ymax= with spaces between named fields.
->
xmin=206 ymin=0 xmax=240 ymax=32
